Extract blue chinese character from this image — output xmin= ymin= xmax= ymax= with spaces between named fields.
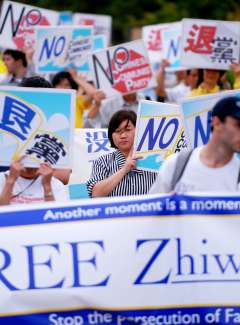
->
xmin=86 ymin=131 xmax=109 ymax=153
xmin=0 ymin=96 xmax=36 ymax=140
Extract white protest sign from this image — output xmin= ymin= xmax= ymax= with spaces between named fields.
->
xmin=89 ymin=40 xmax=156 ymax=97
xmin=74 ymin=12 xmax=112 ymax=46
xmin=133 ymin=100 xmax=187 ymax=172
xmin=181 ymin=89 xmax=240 ymax=148
xmin=142 ymin=22 xmax=170 ymax=64
xmin=34 ymin=26 xmax=93 ymax=74
xmin=0 ymin=0 xmax=59 ymax=50
xmin=181 ymin=18 xmax=240 ymax=70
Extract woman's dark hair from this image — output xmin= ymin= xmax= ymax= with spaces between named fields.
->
xmin=20 ymin=76 xmax=52 ymax=88
xmin=51 ymin=71 xmax=78 ymax=90
xmin=108 ymin=110 xmax=137 ymax=148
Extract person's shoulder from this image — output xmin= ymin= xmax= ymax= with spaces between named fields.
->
xmin=95 ymin=150 xmax=117 ymax=163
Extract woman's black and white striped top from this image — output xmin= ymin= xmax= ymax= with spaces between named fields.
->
xmin=86 ymin=150 xmax=157 ymax=197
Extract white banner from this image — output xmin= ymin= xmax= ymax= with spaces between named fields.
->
xmin=0 ymin=193 xmax=240 ymax=324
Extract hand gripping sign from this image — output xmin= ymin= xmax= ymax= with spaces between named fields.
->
xmin=133 ymin=100 xmax=187 ymax=172
xmin=89 ymin=40 xmax=156 ymax=97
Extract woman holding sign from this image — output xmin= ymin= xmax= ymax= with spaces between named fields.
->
xmin=87 ymin=110 xmax=157 ymax=197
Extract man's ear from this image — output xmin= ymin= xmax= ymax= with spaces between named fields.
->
xmin=211 ymin=115 xmax=222 ymax=130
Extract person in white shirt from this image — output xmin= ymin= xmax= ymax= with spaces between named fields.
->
xmin=0 ymin=156 xmax=68 ymax=205
xmin=150 ymin=96 xmax=240 ymax=194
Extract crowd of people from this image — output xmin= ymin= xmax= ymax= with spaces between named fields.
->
xmin=0 ymin=47 xmax=240 ymax=206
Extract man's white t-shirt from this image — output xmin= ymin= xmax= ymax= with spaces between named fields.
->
xmin=149 ymin=147 xmax=240 ymax=194
xmin=0 ymin=173 xmax=69 ymax=205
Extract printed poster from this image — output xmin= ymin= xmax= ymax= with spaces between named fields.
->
xmin=181 ymin=18 xmax=240 ymax=70
xmin=133 ymin=100 xmax=187 ymax=172
xmin=35 ymin=26 xmax=93 ymax=74
xmin=89 ymin=40 xmax=156 ymax=97
xmin=0 ymin=87 xmax=76 ymax=168
xmin=74 ymin=12 xmax=112 ymax=46
xmin=0 ymin=0 xmax=59 ymax=50
xmin=181 ymin=89 xmax=240 ymax=148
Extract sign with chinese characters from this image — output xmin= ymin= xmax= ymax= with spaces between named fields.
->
xmin=181 ymin=18 xmax=240 ymax=70
xmin=142 ymin=21 xmax=183 ymax=72
xmin=89 ymin=40 xmax=156 ymax=97
xmin=74 ymin=12 xmax=112 ymax=46
xmin=0 ymin=0 xmax=59 ymax=50
xmin=35 ymin=26 xmax=93 ymax=74
xmin=0 ymin=194 xmax=240 ymax=324
xmin=181 ymin=89 xmax=240 ymax=148
xmin=133 ymin=100 xmax=186 ymax=172
xmin=0 ymin=87 xmax=75 ymax=168
xmin=69 ymin=128 xmax=114 ymax=185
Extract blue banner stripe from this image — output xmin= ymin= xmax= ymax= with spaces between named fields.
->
xmin=0 ymin=194 xmax=239 ymax=228
xmin=1 ymin=306 xmax=240 ymax=324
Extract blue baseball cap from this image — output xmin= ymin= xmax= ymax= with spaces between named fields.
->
xmin=212 ymin=96 xmax=240 ymax=120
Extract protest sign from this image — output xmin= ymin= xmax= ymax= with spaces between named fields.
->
xmin=89 ymin=40 xmax=155 ymax=97
xmin=0 ymin=0 xmax=59 ymax=50
xmin=181 ymin=18 xmax=240 ymax=70
xmin=181 ymin=89 xmax=240 ymax=148
xmin=162 ymin=21 xmax=186 ymax=71
xmin=35 ymin=26 xmax=93 ymax=74
xmin=0 ymin=87 xmax=75 ymax=168
xmin=0 ymin=193 xmax=240 ymax=324
xmin=133 ymin=100 xmax=186 ymax=172
xmin=142 ymin=22 xmax=184 ymax=72
xmin=74 ymin=12 xmax=112 ymax=46
xmin=69 ymin=128 xmax=114 ymax=185
xmin=142 ymin=22 xmax=170 ymax=65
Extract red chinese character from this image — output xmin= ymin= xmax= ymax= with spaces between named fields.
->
xmin=184 ymin=24 xmax=216 ymax=54
xmin=148 ymin=29 xmax=162 ymax=51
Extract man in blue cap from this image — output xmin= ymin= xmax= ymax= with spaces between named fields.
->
xmin=149 ymin=96 xmax=240 ymax=193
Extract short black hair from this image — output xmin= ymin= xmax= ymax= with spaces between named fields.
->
xmin=108 ymin=110 xmax=137 ymax=148
xmin=51 ymin=71 xmax=78 ymax=90
xmin=3 ymin=49 xmax=27 ymax=67
xmin=20 ymin=76 xmax=52 ymax=88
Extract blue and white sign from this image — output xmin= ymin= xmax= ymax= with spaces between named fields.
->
xmin=0 ymin=86 xmax=76 ymax=168
xmin=134 ymin=100 xmax=187 ymax=172
xmin=74 ymin=12 xmax=112 ymax=46
xmin=162 ymin=21 xmax=186 ymax=71
xmin=35 ymin=26 xmax=93 ymax=74
xmin=181 ymin=89 xmax=240 ymax=148
xmin=0 ymin=193 xmax=240 ymax=324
